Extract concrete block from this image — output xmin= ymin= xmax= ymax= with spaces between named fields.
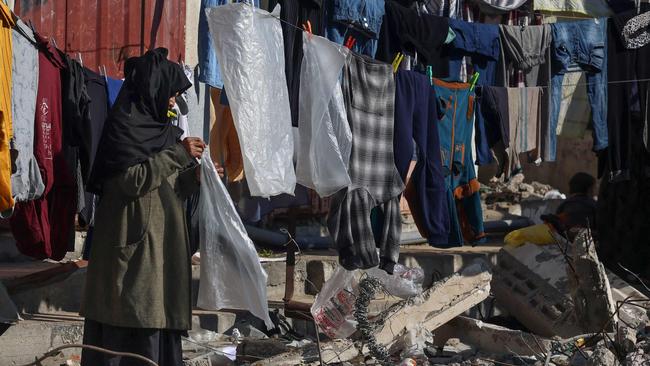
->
xmin=493 ymin=235 xmax=620 ymax=338
xmin=375 ymin=259 xmax=492 ymax=351
xmin=0 ymin=316 xmax=83 ymax=365
xmin=492 ymin=244 xmax=583 ymax=337
xmin=435 ymin=316 xmax=552 ymax=357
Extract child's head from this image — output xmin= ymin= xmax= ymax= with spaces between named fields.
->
xmin=569 ymin=172 xmax=596 ymax=196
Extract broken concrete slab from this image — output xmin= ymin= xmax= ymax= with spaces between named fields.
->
xmin=434 ymin=316 xmax=552 ymax=358
xmin=493 ymin=239 xmax=617 ymax=338
xmin=587 ymin=344 xmax=617 ymax=366
xmin=492 ymin=244 xmax=581 ymax=337
xmin=569 ymin=231 xmax=617 ymax=334
xmin=617 ymin=325 xmax=637 ymax=354
xmin=0 ymin=313 xmax=83 ymax=365
xmin=374 ymin=259 xmax=492 ymax=353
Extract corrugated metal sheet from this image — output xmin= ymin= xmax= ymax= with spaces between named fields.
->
xmin=15 ymin=0 xmax=186 ymax=78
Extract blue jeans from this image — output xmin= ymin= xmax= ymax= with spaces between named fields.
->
xmin=550 ymin=18 xmax=608 ymax=161
xmin=325 ymin=0 xmax=384 ymax=57
xmin=447 ymin=19 xmax=501 ymax=166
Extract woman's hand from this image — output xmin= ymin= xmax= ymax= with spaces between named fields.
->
xmin=182 ymin=137 xmax=206 ymax=159
xmin=194 ymin=161 xmax=226 ymax=184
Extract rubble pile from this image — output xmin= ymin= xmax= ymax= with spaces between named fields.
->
xmin=483 ymin=173 xmax=557 ymax=206
xmin=182 ymin=230 xmax=649 ymax=366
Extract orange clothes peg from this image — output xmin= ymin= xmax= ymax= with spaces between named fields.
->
xmin=302 ymin=20 xmax=313 ymax=40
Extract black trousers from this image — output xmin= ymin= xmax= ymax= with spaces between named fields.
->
xmin=81 ymin=319 xmax=184 ymax=366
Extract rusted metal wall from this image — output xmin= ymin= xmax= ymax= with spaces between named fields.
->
xmin=15 ymin=0 xmax=186 ymax=78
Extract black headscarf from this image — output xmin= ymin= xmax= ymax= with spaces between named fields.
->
xmin=87 ymin=48 xmax=191 ymax=194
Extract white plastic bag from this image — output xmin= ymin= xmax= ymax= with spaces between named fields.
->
xmin=367 ymin=264 xmax=425 ymax=299
xmin=310 ymin=266 xmax=358 ymax=339
xmin=206 ymin=4 xmax=296 ymax=197
xmin=197 ymin=151 xmax=274 ymax=329
xmin=296 ymin=34 xmax=352 ymax=197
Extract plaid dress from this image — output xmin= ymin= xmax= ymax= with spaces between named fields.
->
xmin=327 ymin=53 xmax=405 ymax=273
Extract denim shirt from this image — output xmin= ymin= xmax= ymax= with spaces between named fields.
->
xmin=326 ymin=0 xmax=385 ymax=57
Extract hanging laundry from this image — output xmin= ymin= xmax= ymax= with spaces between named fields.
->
xmin=11 ymin=34 xmax=76 ymax=261
xmin=394 ymin=70 xmax=449 ymax=246
xmin=327 ymin=53 xmax=404 ymax=273
xmin=433 ymin=79 xmax=485 ymax=246
xmin=78 ymin=67 xmax=109 ymax=227
xmin=479 ymin=85 xmax=511 ymax=161
xmin=473 ymin=0 xmax=528 ymax=14
xmin=325 ymin=0 xmax=385 ymax=58
xmin=208 ymin=88 xmax=244 ymax=182
xmin=447 ymin=19 xmax=501 ymax=166
xmin=533 ymin=0 xmax=613 ymax=17
xmin=500 ymin=24 xmax=552 ymax=162
xmin=500 ymin=24 xmax=552 ymax=87
xmin=296 ymin=33 xmax=352 ymax=197
xmin=198 ymin=0 xmax=259 ymax=89
xmin=0 ymin=2 xmax=15 ymax=216
xmin=206 ymin=3 xmax=296 ymax=197
xmin=269 ymin=0 xmax=325 ymax=127
xmin=550 ymin=18 xmax=608 ymax=161
xmin=105 ymin=76 xmax=123 ymax=107
xmin=622 ymin=11 xmax=650 ymax=50
xmin=602 ymin=12 xmax=650 ymax=183
xmin=11 ymin=19 xmax=45 ymax=202
xmin=376 ymin=0 xmax=450 ymax=78
xmin=419 ymin=0 xmax=464 ymax=18
xmin=506 ymin=87 xmax=543 ymax=175
xmin=597 ymin=6 xmax=650 ymax=285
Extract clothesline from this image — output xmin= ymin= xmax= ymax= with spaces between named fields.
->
xmin=494 ymin=77 xmax=650 ymax=89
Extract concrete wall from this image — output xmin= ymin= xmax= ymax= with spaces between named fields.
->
xmin=479 ymin=134 xmax=599 ymax=195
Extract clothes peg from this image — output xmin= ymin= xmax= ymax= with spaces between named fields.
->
xmin=469 ymin=72 xmax=480 ymax=91
xmin=302 ymin=20 xmax=313 ymax=40
xmin=392 ymin=52 xmax=404 ymax=73
xmin=344 ymin=35 xmax=356 ymax=50
xmin=77 ymin=52 xmax=83 ymax=67
xmin=426 ymin=65 xmax=433 ymax=85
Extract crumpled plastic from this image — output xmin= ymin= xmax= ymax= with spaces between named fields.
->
xmin=206 ymin=3 xmax=295 ymax=197
xmin=296 ymin=33 xmax=352 ymax=197
xmin=311 ymin=266 xmax=358 ymax=339
xmin=196 ymin=150 xmax=273 ymax=329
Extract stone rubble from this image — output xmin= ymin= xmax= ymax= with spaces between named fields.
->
xmin=179 ymin=231 xmax=649 ymax=366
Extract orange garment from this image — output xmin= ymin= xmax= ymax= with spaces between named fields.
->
xmin=209 ymin=87 xmax=244 ymax=182
xmin=0 ymin=3 xmax=15 ymax=214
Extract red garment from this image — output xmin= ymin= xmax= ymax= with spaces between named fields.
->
xmin=10 ymin=36 xmax=76 ymax=261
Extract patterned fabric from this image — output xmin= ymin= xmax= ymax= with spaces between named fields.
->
xmin=623 ymin=11 xmax=650 ymax=50
xmin=11 ymin=22 xmax=45 ymax=202
xmin=327 ymin=53 xmax=404 ymax=273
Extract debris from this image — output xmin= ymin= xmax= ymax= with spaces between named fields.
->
xmin=373 ymin=259 xmax=492 ymax=354
xmin=492 ymin=243 xmax=583 ymax=337
xmin=617 ymin=325 xmax=637 ymax=354
xmin=568 ymin=230 xmax=617 ymax=333
xmin=493 ymin=232 xmax=617 ymax=338
xmin=625 ymin=340 xmax=650 ymax=365
xmin=587 ymin=344 xmax=616 ymax=366
xmin=435 ymin=316 xmax=552 ymax=357
xmin=236 ymin=339 xmax=289 ymax=362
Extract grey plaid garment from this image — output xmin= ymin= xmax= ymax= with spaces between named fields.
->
xmin=327 ymin=53 xmax=405 ymax=273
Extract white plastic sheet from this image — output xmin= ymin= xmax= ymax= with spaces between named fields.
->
xmin=296 ymin=34 xmax=352 ymax=197
xmin=206 ymin=3 xmax=296 ymax=197
xmin=197 ymin=151 xmax=273 ymax=329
